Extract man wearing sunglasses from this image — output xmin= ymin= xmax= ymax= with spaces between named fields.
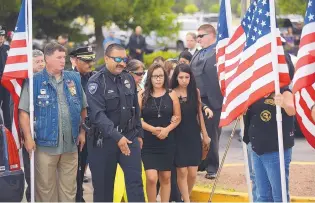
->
xmin=86 ymin=43 xmax=145 ymax=202
xmin=190 ymin=24 xmax=223 ymax=180
xmin=69 ymin=46 xmax=96 ymax=202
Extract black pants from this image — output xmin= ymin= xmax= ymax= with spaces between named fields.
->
xmin=76 ymin=138 xmax=88 ymax=202
xmin=199 ymin=98 xmax=222 ymax=174
xmin=22 ymin=147 xmax=31 ymax=202
xmin=0 ymin=85 xmax=11 ymax=130
xmin=156 ymin=166 xmax=181 ymax=202
xmin=88 ymin=136 xmax=144 ymax=202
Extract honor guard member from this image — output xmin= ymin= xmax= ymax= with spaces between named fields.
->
xmin=69 ymin=46 xmax=96 ymax=202
xmin=86 ymin=43 xmax=145 ymax=202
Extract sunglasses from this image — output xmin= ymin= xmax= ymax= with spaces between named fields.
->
xmin=107 ymin=56 xmax=128 ymax=63
xmin=197 ymin=33 xmax=209 ymax=38
xmin=130 ymin=71 xmax=145 ymax=76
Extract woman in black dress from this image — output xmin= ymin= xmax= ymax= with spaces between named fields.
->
xmin=138 ymin=63 xmax=181 ymax=202
xmin=171 ymin=64 xmax=210 ymax=202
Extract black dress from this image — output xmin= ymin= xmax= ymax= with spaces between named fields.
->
xmin=141 ymin=92 xmax=175 ymax=171
xmin=175 ymin=97 xmax=202 ymax=167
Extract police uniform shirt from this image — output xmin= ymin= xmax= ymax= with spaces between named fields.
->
xmin=19 ymin=75 xmax=88 ymax=155
xmin=243 ymin=87 xmax=295 ymax=155
xmin=86 ymin=67 xmax=143 ymax=142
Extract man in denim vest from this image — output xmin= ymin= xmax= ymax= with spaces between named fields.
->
xmin=19 ymin=42 xmax=87 ymax=202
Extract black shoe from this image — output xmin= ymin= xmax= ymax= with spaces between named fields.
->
xmin=205 ymin=173 xmax=216 ymax=180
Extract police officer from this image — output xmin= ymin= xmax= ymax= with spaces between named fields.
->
xmin=69 ymin=46 xmax=96 ymax=202
xmin=86 ymin=43 xmax=144 ymax=202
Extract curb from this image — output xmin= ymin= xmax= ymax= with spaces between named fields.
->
xmin=191 ymin=186 xmax=315 ymax=202
xmin=191 ymin=162 xmax=315 ymax=202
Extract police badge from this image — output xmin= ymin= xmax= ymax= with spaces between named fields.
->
xmin=124 ymin=79 xmax=131 ymax=89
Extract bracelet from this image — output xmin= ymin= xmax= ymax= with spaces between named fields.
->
xmin=203 ymin=106 xmax=209 ymax=111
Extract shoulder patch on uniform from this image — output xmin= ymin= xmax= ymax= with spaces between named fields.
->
xmin=88 ymin=83 xmax=98 ymax=94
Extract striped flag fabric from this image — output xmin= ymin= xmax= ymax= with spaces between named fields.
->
xmin=292 ymin=0 xmax=315 ymax=148
xmin=219 ymin=0 xmax=291 ymax=127
xmin=1 ymin=0 xmax=28 ymax=149
xmin=216 ymin=0 xmax=233 ymax=96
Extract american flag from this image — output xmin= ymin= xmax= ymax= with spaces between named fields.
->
xmin=292 ymin=0 xmax=315 ymax=148
xmin=216 ymin=0 xmax=233 ymax=96
xmin=219 ymin=0 xmax=291 ymax=126
xmin=1 ymin=0 xmax=28 ymax=149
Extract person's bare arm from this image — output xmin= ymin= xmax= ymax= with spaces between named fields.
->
xmin=19 ymin=110 xmax=36 ymax=154
xmin=157 ymin=91 xmax=181 ymax=139
xmin=197 ymin=89 xmax=210 ymax=144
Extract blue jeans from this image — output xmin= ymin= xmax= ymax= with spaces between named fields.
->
xmin=247 ymin=143 xmax=257 ymax=202
xmin=252 ymin=148 xmax=292 ymax=202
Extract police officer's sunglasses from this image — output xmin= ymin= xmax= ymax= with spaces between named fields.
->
xmin=107 ymin=56 xmax=129 ymax=63
xmin=130 ymin=71 xmax=145 ymax=76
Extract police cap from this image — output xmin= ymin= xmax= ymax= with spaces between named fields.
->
xmin=69 ymin=46 xmax=95 ymax=62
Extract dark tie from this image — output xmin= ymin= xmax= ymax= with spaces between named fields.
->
xmin=199 ymin=49 xmax=207 ymax=60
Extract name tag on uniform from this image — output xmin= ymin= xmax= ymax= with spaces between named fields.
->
xmin=40 ymin=89 xmax=46 ymax=95
xmin=38 ymin=95 xmax=50 ymax=99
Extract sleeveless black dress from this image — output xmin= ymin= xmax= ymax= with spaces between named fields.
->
xmin=141 ymin=93 xmax=175 ymax=171
xmin=174 ymin=97 xmax=202 ymax=167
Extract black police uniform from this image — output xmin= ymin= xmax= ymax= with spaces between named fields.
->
xmin=69 ymin=46 xmax=96 ymax=202
xmin=0 ymin=26 xmax=12 ymax=130
xmin=86 ymin=67 xmax=145 ymax=202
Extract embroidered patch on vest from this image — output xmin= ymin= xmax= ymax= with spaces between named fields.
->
xmin=260 ymin=110 xmax=271 ymax=122
xmin=66 ymin=80 xmax=77 ymax=96
xmin=88 ymin=83 xmax=98 ymax=95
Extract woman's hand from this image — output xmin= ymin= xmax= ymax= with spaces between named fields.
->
xmin=202 ymin=133 xmax=211 ymax=148
xmin=157 ymin=127 xmax=170 ymax=140
xmin=152 ymin=127 xmax=162 ymax=136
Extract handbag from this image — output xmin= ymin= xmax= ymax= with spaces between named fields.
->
xmin=0 ymin=125 xmax=25 ymax=202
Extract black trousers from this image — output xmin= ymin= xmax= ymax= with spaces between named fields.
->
xmin=22 ymin=147 xmax=31 ymax=202
xmin=198 ymin=98 xmax=222 ymax=174
xmin=0 ymin=85 xmax=11 ymax=130
xmin=88 ymin=136 xmax=144 ymax=202
xmin=76 ymin=138 xmax=88 ymax=202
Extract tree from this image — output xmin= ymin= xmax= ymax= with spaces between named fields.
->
xmin=184 ymin=4 xmax=199 ymax=14
xmin=1 ymin=0 xmax=179 ymax=58
xmin=209 ymin=3 xmax=220 ymax=13
xmin=277 ymin=0 xmax=307 ymax=15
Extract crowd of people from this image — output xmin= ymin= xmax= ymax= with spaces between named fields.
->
xmin=0 ymin=21 xmax=314 ymax=203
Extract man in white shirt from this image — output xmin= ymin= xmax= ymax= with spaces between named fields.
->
xmin=186 ymin=32 xmax=199 ymax=56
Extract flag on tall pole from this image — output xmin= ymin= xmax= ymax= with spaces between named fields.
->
xmin=219 ymin=0 xmax=291 ymax=127
xmin=216 ymin=0 xmax=233 ymax=96
xmin=292 ymin=0 xmax=315 ymax=149
xmin=1 ymin=0 xmax=29 ymax=149
xmin=216 ymin=1 xmax=254 ymax=202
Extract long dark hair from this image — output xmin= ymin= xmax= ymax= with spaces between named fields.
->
xmin=142 ymin=63 xmax=169 ymax=106
xmin=171 ymin=63 xmax=199 ymax=111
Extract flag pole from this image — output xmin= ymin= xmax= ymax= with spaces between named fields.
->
xmin=26 ymin=0 xmax=35 ymax=202
xmin=224 ymin=0 xmax=253 ymax=201
xmin=269 ymin=0 xmax=287 ymax=202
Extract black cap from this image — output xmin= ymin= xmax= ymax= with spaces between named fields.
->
xmin=69 ymin=46 xmax=95 ymax=61
xmin=0 ymin=25 xmax=6 ymax=36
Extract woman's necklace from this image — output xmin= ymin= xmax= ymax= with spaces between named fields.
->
xmin=153 ymin=96 xmax=163 ymax=118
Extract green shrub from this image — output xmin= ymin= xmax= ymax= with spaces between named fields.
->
xmin=93 ymin=50 xmax=179 ymax=70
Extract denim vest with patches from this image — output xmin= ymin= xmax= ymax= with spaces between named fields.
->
xmin=33 ymin=68 xmax=83 ymax=147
